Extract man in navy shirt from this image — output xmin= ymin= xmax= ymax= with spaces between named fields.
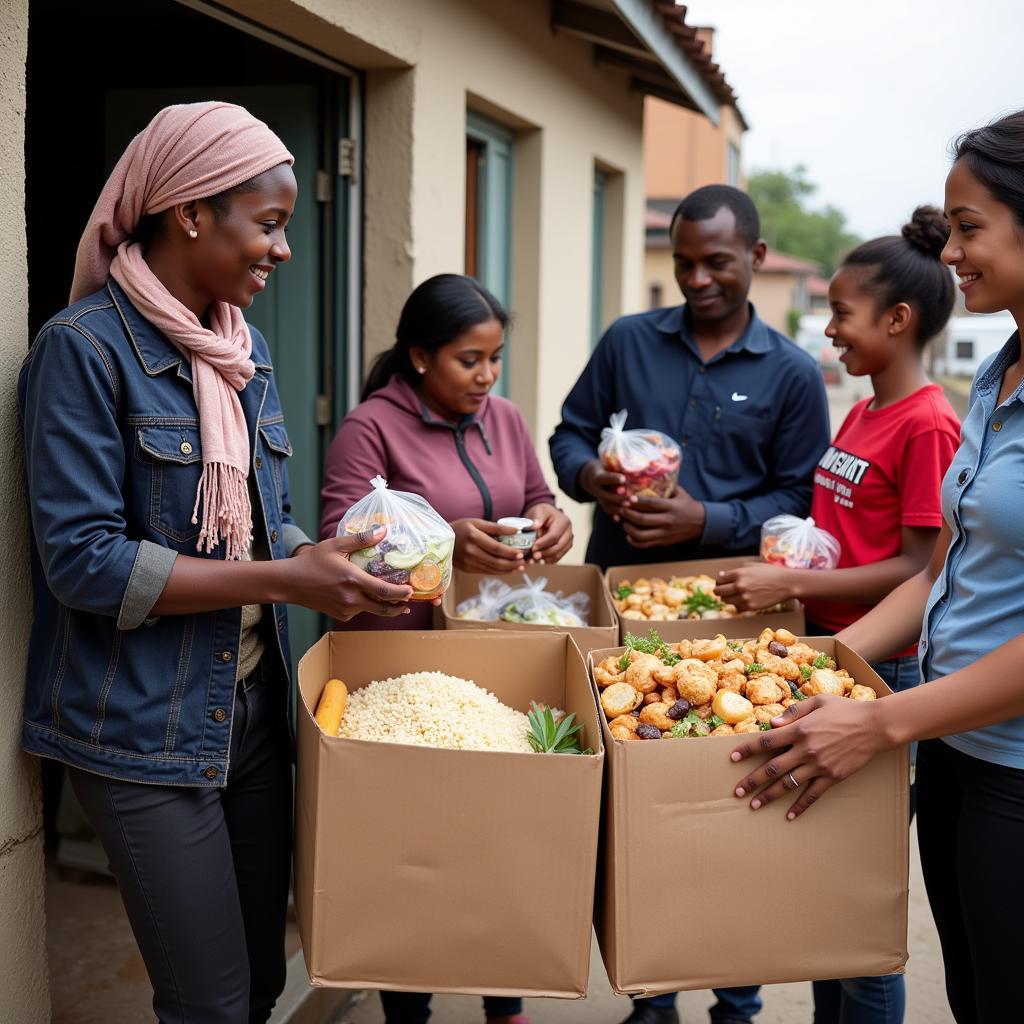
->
xmin=550 ymin=185 xmax=829 ymax=581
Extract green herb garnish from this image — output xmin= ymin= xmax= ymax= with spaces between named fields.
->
xmin=727 ymin=640 xmax=744 ymax=652
xmin=758 ymin=721 xmax=773 ymax=731
xmin=615 ymin=583 xmax=635 ymax=600
xmin=620 ymin=628 xmax=681 ymax=669
xmin=800 ymin=664 xmax=813 ymax=680
xmin=812 ymin=654 xmax=833 ymax=669
xmin=746 ymin=662 xmax=767 ymax=676
xmin=669 ymin=711 xmax=710 ymax=738
xmin=792 ymin=688 xmax=808 ymax=701
xmin=706 ymin=714 xmax=726 ymax=731
xmin=683 ymin=586 xmax=724 ymax=617
xmin=526 ymin=705 xmax=591 ymax=755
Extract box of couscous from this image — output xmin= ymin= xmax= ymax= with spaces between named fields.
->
xmin=441 ymin=563 xmax=618 ymax=654
xmin=605 ymin=556 xmax=806 ymax=643
xmin=589 ymin=632 xmax=909 ymax=995
xmin=295 ymin=630 xmax=604 ymax=996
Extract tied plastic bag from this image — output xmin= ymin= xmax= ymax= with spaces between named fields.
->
xmin=598 ymin=410 xmax=681 ymax=498
xmin=760 ymin=515 xmax=840 ymax=570
xmin=496 ymin=576 xmax=590 ymax=627
xmin=338 ymin=476 xmax=455 ymax=600
xmin=454 ymin=578 xmax=515 ymax=621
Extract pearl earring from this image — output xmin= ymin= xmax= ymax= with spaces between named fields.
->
xmin=188 ymin=229 xmax=198 ymax=239
xmin=416 ymin=365 xmax=426 ymax=375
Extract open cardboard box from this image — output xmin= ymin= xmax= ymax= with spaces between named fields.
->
xmin=590 ymin=637 xmax=909 ymax=995
xmin=295 ymin=630 xmax=604 ymax=997
xmin=605 ymin=556 xmax=806 ymax=643
xmin=442 ymin=563 xmax=618 ymax=655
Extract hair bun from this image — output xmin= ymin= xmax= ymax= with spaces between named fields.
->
xmin=902 ymin=205 xmax=949 ymax=259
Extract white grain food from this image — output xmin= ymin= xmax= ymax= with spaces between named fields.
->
xmin=336 ymin=671 xmax=532 ymax=753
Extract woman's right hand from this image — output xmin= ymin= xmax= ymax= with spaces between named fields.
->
xmin=578 ymin=459 xmax=629 ymax=520
xmin=451 ymin=518 xmax=527 ymax=574
xmin=284 ymin=527 xmax=415 ymax=620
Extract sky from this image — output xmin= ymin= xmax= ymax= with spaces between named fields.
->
xmin=678 ymin=0 xmax=1023 ymax=239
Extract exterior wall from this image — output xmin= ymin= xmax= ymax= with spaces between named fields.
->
xmin=0 ymin=1 xmax=51 ymax=1020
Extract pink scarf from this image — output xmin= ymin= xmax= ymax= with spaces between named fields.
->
xmin=70 ymin=102 xmax=294 ymax=560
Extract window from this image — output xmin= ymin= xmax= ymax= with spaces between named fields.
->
xmin=956 ymin=340 xmax=975 ymax=360
xmin=591 ymin=170 xmax=607 ymax=349
xmin=727 ymin=141 xmax=740 ymax=187
xmin=649 ymin=282 xmax=664 ymax=309
xmin=466 ymin=112 xmax=514 ymax=395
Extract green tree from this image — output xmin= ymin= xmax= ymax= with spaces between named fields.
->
xmin=747 ymin=165 xmax=860 ymax=276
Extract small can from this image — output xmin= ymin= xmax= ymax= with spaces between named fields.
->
xmin=497 ymin=516 xmax=536 ymax=552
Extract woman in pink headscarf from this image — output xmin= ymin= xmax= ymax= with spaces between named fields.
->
xmin=19 ymin=102 xmax=412 ymax=1023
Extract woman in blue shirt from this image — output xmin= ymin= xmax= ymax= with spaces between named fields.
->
xmin=731 ymin=109 xmax=1024 ymax=1024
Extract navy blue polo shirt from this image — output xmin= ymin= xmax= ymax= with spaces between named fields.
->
xmin=549 ymin=303 xmax=830 ymax=569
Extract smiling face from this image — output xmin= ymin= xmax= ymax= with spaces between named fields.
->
xmin=825 ymin=266 xmax=911 ymax=377
xmin=942 ymin=158 xmax=1024 ymax=316
xmin=671 ymin=206 xmax=765 ymax=325
xmin=186 ymin=162 xmax=297 ymax=309
xmin=412 ymin=317 xmax=505 ymax=420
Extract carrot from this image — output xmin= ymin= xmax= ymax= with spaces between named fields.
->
xmin=409 ymin=560 xmax=442 ymax=592
xmin=314 ymin=678 xmax=348 ymax=735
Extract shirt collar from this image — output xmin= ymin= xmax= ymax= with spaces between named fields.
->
xmin=653 ymin=302 xmax=773 ymax=356
xmin=976 ymin=330 xmax=1024 ymax=404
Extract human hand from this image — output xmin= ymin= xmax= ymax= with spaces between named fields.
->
xmin=578 ymin=459 xmax=629 ymax=520
xmin=715 ymin=562 xmax=795 ymax=611
xmin=283 ymin=527 xmax=414 ymax=620
xmin=526 ymin=503 xmax=573 ymax=564
xmin=730 ymin=695 xmax=888 ymax=820
xmin=619 ymin=487 xmax=706 ymax=548
xmin=451 ymin=518 xmax=527 ymax=574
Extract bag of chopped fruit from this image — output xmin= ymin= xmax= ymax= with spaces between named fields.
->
xmin=337 ymin=475 xmax=456 ymax=600
xmin=454 ymin=578 xmax=515 ymax=621
xmin=760 ymin=514 xmax=841 ymax=570
xmin=497 ymin=576 xmax=590 ymax=627
xmin=597 ymin=409 xmax=681 ymax=499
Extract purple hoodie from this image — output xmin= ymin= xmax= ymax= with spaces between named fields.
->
xmin=320 ymin=375 xmax=556 ymax=629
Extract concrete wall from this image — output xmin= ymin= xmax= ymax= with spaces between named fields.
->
xmin=0 ymin=0 xmax=50 ymax=1020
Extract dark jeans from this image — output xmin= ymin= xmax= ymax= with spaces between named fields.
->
xmin=917 ymin=738 xmax=1024 ymax=1023
xmin=69 ymin=660 xmax=293 ymax=1024
xmin=642 ymin=987 xmax=762 ymax=1020
xmin=380 ymin=992 xmax=522 ymax=1022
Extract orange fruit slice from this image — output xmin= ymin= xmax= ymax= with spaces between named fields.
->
xmin=409 ymin=560 xmax=442 ymax=592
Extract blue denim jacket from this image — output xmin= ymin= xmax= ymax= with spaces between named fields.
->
xmin=18 ymin=281 xmax=311 ymax=786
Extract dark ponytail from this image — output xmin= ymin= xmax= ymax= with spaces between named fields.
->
xmin=953 ymin=109 xmax=1024 ymax=228
xmin=840 ymin=205 xmax=954 ymax=345
xmin=361 ymin=274 xmax=509 ymax=401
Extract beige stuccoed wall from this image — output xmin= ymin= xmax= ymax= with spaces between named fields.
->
xmin=0 ymin=0 xmax=51 ymax=1021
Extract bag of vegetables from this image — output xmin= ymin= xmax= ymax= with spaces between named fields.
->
xmin=497 ymin=576 xmax=590 ymax=627
xmin=598 ymin=409 xmax=681 ymax=499
xmin=338 ymin=475 xmax=456 ymax=600
xmin=760 ymin=514 xmax=840 ymax=570
xmin=454 ymin=578 xmax=515 ymax=621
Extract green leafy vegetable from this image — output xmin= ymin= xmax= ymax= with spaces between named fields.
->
xmin=758 ymin=721 xmax=773 ymax=731
xmin=615 ymin=584 xmax=634 ymax=600
xmin=727 ymin=640 xmax=744 ymax=652
xmin=526 ymin=705 xmax=591 ymax=755
xmin=683 ymin=586 xmax=724 ymax=617
xmin=620 ymin=628 xmax=681 ymax=669
xmin=746 ymin=662 xmax=766 ymax=676
xmin=706 ymin=714 xmax=726 ymax=731
xmin=812 ymin=654 xmax=832 ymax=669
xmin=669 ymin=711 xmax=711 ymax=738
xmin=792 ymin=688 xmax=808 ymax=701
xmin=800 ymin=664 xmax=813 ymax=680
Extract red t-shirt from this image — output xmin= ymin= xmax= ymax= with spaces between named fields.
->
xmin=803 ymin=384 xmax=960 ymax=650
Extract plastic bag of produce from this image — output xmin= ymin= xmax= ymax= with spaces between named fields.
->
xmin=454 ymin=578 xmax=515 ymax=621
xmin=337 ymin=475 xmax=456 ymax=600
xmin=760 ymin=514 xmax=840 ymax=570
xmin=497 ymin=576 xmax=590 ymax=627
xmin=598 ymin=409 xmax=681 ymax=499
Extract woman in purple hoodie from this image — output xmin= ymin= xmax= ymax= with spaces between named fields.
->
xmin=320 ymin=274 xmax=573 ymax=638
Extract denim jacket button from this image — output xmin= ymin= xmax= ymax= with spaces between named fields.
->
xmin=179 ymin=440 xmax=193 ymax=455
xmin=270 ymin=529 xmax=279 ymax=543
xmin=212 ymin=708 xmax=227 ymax=723
xmin=203 ymin=766 xmax=219 ymax=780
xmin=254 ymin=455 xmax=263 ymax=469
xmin=958 ymin=469 xmax=969 ymax=485
xmin=219 ymin=650 xmax=233 ymax=663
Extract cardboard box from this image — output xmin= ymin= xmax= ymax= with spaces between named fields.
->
xmin=606 ymin=556 xmax=806 ymax=643
xmin=442 ymin=563 xmax=618 ymax=655
xmin=295 ymin=630 xmax=604 ymax=997
xmin=591 ymin=637 xmax=909 ymax=995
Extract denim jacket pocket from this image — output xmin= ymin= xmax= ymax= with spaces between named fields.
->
xmin=136 ymin=423 xmax=204 ymax=543
xmin=258 ymin=422 xmax=293 ymax=505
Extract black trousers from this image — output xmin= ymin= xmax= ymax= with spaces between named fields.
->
xmin=69 ymin=661 xmax=293 ymax=1024
xmin=916 ymin=738 xmax=1024 ymax=1023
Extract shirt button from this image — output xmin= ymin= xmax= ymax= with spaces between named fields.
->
xmin=689 ymin=399 xmax=697 ymax=409
xmin=254 ymin=456 xmax=263 ymax=468
xmin=270 ymin=529 xmax=279 ymax=543
xmin=219 ymin=650 xmax=233 ymax=663
xmin=203 ymin=766 xmax=219 ymax=780
xmin=993 ymin=421 xmax=1003 ymax=432
xmin=180 ymin=440 xmax=193 ymax=455
xmin=958 ymin=469 xmax=969 ymax=485
xmin=212 ymin=708 xmax=227 ymax=723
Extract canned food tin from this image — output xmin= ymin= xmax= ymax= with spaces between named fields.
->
xmin=497 ymin=516 xmax=536 ymax=551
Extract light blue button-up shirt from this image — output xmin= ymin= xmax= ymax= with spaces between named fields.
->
xmin=922 ymin=331 xmax=1024 ymax=769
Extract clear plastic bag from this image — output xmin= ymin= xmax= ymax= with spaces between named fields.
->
xmin=598 ymin=409 xmax=681 ymax=498
xmin=496 ymin=576 xmax=590 ymax=627
xmin=454 ymin=578 xmax=515 ymax=621
xmin=760 ymin=515 xmax=840 ymax=570
xmin=337 ymin=475 xmax=455 ymax=600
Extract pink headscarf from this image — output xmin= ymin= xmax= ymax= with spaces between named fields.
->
xmin=71 ymin=102 xmax=294 ymax=560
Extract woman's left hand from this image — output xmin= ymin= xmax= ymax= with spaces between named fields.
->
xmin=526 ymin=503 xmax=573 ymax=564
xmin=730 ymin=695 xmax=888 ymax=820
xmin=715 ymin=562 xmax=795 ymax=612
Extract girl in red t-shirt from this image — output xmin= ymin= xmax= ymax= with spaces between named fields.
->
xmin=716 ymin=206 xmax=959 ymax=1024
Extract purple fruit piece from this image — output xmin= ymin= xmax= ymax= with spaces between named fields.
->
xmin=378 ymin=568 xmax=410 ymax=586
xmin=636 ymin=724 xmax=661 ymax=740
xmin=365 ymin=559 xmax=389 ymax=577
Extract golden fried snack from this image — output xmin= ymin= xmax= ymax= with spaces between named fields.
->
xmin=640 ymin=702 xmax=676 ymax=732
xmin=671 ymin=659 xmax=718 ymax=706
xmin=661 ymin=686 xmax=679 ymax=704
xmin=693 ymin=702 xmax=714 ymax=720
xmin=734 ymin=719 xmax=761 ymax=735
xmin=849 ymin=684 xmax=878 ymax=701
xmin=624 ymin=653 xmax=662 ymax=694
xmin=609 ymin=721 xmax=638 ymax=741
xmin=643 ymin=691 xmax=662 ymax=705
xmin=601 ymin=682 xmax=643 ymax=718
xmin=709 ymin=724 xmax=736 ymax=737
xmin=774 ymin=628 xmax=797 ymax=646
xmin=837 ymin=670 xmax=855 ymax=694
xmin=747 ymin=675 xmax=789 ymax=706
xmin=713 ymin=689 xmax=755 ymax=724
xmin=691 ymin=634 xmax=728 ymax=662
xmin=801 ymin=669 xmax=846 ymax=697
xmin=757 ymin=627 xmax=775 ymax=647
xmin=652 ymin=662 xmax=677 ymax=687
xmin=717 ymin=671 xmax=747 ymax=694
xmin=609 ymin=713 xmax=639 ymax=734
xmin=622 ymin=609 xmax=646 ymax=620
xmin=781 ymin=697 xmax=796 ymax=709
xmin=754 ymin=703 xmax=786 ymax=723
xmin=594 ymin=663 xmax=622 ymax=688
xmin=675 ymin=639 xmax=693 ymax=659
xmin=786 ymin=643 xmax=818 ymax=666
